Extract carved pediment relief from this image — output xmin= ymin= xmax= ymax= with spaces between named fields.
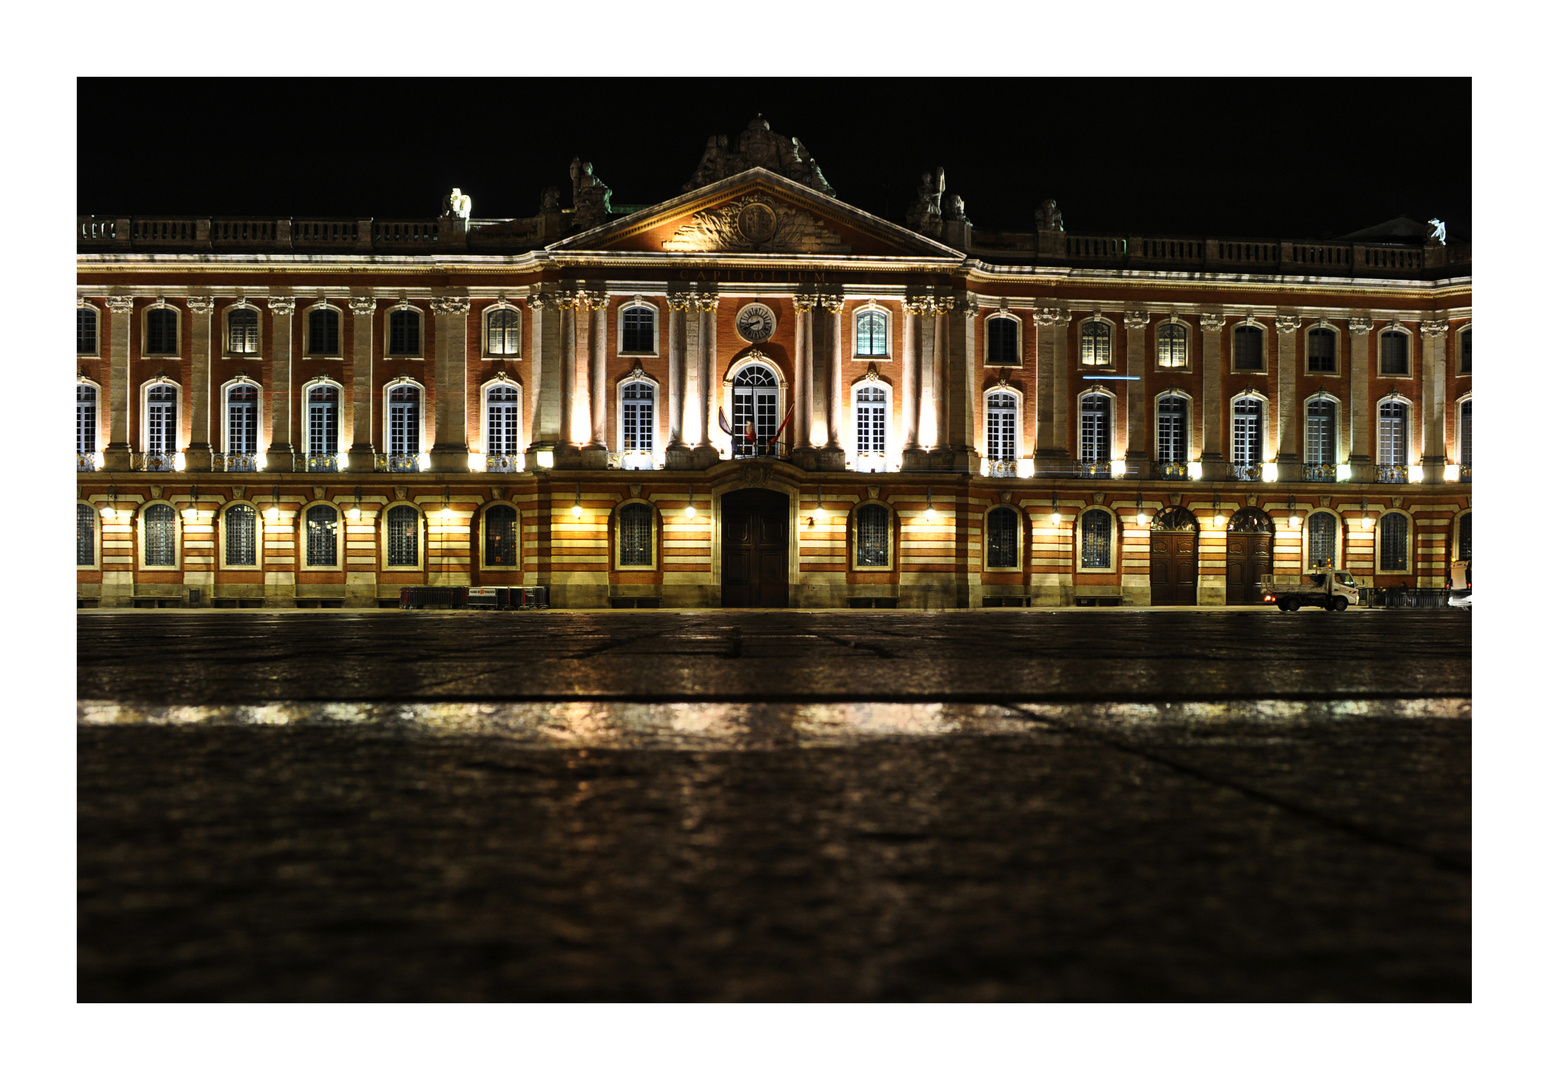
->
xmin=662 ymin=196 xmax=850 ymax=254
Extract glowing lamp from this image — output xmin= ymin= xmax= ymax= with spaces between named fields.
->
xmin=173 ymin=452 xmax=187 ymax=471
xmin=1288 ymin=514 xmax=1300 ymax=530
xmin=416 ymin=452 xmax=432 ymax=472
xmin=1187 ymin=462 xmax=1204 ymax=481
xmin=1443 ymin=463 xmax=1460 ymax=482
xmin=1110 ymin=458 xmax=1126 ymax=479
xmin=1214 ymin=513 xmax=1226 ymax=527
xmin=1361 ymin=516 xmax=1372 ymax=531
xmin=265 ymin=506 xmax=279 ymax=523
xmin=1408 ymin=464 xmax=1425 ymax=484
xmin=1050 ymin=511 xmax=1062 ymax=525
xmin=100 ymin=504 xmax=113 ymax=520
xmin=1261 ymin=462 xmax=1279 ymax=483
xmin=349 ymin=504 xmax=361 ymax=522
xmin=469 ymin=453 xmax=486 ymax=472
xmin=536 ymin=449 xmax=555 ymax=470
xmin=1136 ymin=511 xmax=1148 ymax=527
xmin=1336 ymin=463 xmax=1353 ymax=482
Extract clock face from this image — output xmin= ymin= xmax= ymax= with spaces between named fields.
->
xmin=736 ymin=303 xmax=777 ymax=343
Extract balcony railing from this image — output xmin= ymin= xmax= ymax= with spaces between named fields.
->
xmin=984 ymin=459 xmax=1018 ymax=478
xmin=377 ymin=453 xmax=421 ymax=473
xmin=732 ymin=439 xmax=785 ymax=460
xmin=1459 ymin=464 xmax=1472 ymax=482
xmin=305 ymin=453 xmax=340 ymax=473
xmin=77 ymin=452 xmax=97 ymax=472
xmin=485 ymin=453 xmax=523 ymax=473
xmin=1231 ymin=463 xmax=1263 ymax=482
xmin=215 ymin=451 xmax=259 ymax=472
xmin=1076 ymin=460 xmax=1111 ymax=478
xmin=132 ymin=451 xmax=176 ymax=472
xmin=1375 ymin=465 xmax=1408 ymax=484
xmin=1302 ymin=463 xmax=1337 ymax=482
xmin=1157 ymin=461 xmax=1189 ymax=479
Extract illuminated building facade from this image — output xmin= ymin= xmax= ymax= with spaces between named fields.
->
xmin=76 ymin=118 xmax=1472 ymax=609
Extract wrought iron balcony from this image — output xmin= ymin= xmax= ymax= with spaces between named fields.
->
xmin=486 ymin=453 xmax=523 ymax=473
xmin=1302 ymin=463 xmax=1337 ymax=482
xmin=1076 ymin=460 xmax=1111 ymax=478
xmin=1375 ymin=465 xmax=1408 ymax=484
xmin=76 ymin=452 xmax=97 ymax=472
xmin=1460 ymin=464 xmax=1471 ymax=482
xmin=215 ymin=452 xmax=259 ymax=472
xmin=984 ymin=459 xmax=1018 ymax=478
xmin=1231 ymin=463 xmax=1263 ymax=481
xmin=376 ymin=452 xmax=421 ymax=473
xmin=1157 ymin=461 xmax=1189 ymax=479
xmin=305 ymin=453 xmax=340 ymax=473
xmin=133 ymin=451 xmax=177 ymax=472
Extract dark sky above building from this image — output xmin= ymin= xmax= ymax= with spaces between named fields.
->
xmin=78 ymin=76 xmax=1470 ymax=242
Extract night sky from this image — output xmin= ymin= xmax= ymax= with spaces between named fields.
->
xmin=77 ymin=77 xmax=1470 ymax=243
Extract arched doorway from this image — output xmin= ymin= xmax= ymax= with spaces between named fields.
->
xmin=1225 ymin=507 xmax=1274 ymax=604
xmin=1149 ymin=507 xmax=1198 ymax=606
xmin=721 ymin=488 xmax=789 ymax=607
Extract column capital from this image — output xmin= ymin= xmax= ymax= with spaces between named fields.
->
xmin=348 ymin=295 xmax=377 ymax=316
xmin=578 ymin=290 xmax=611 ymax=310
xmin=818 ymin=292 xmax=844 ymax=312
xmin=666 ymin=294 xmax=695 ymax=312
xmin=904 ymin=296 xmax=932 ymax=315
xmin=266 ymin=296 xmax=296 ymax=317
xmin=1124 ymin=309 xmax=1149 ymax=330
xmin=695 ymin=294 xmax=720 ymax=312
xmin=932 ymin=295 xmax=955 ymax=314
xmin=430 ymin=296 xmax=470 ymax=316
xmin=1274 ymin=314 xmax=1300 ymax=335
xmin=1420 ymin=319 xmax=1449 ymax=337
xmin=793 ymin=293 xmax=818 ymax=313
xmin=553 ymin=291 xmax=579 ymax=311
xmin=105 ymin=295 xmax=136 ymax=315
xmin=1347 ymin=316 xmax=1373 ymax=334
xmin=1199 ymin=312 xmax=1227 ymax=332
xmin=186 ymin=295 xmax=216 ymax=315
xmin=1033 ymin=306 xmax=1069 ymax=326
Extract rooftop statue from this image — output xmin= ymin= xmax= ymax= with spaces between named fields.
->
xmin=571 ymin=159 xmax=613 ymax=230
xmin=442 ymin=188 xmax=471 ymax=219
xmin=1036 ymin=199 xmax=1065 ymax=233
xmin=1428 ymin=218 xmax=1447 ymax=245
xmin=682 ymin=116 xmax=837 ymax=197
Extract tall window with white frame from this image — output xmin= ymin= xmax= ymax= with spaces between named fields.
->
xmin=77 ymin=503 xmax=95 ymax=566
xmin=1379 ymin=512 xmax=1408 ymax=573
xmin=855 ymin=309 xmax=888 ymax=358
xmin=306 ymin=504 xmax=338 ymax=567
xmin=1080 ymin=320 xmax=1111 ymax=367
xmin=77 ymin=384 xmax=97 ymax=467
xmin=1459 ymin=328 xmax=1471 ymax=375
xmin=1459 ymin=399 xmax=1471 ymax=476
xmin=1305 ymin=399 xmax=1336 ymax=477
xmin=985 ymin=391 xmax=1017 ymax=473
xmin=146 ymin=385 xmax=177 ymax=469
xmin=1307 ymin=510 xmax=1337 ymax=569
xmin=228 ymin=308 xmax=259 ymax=355
xmin=1232 ymin=398 xmax=1262 ymax=477
xmin=388 ymin=385 xmax=420 ymax=469
xmin=621 ymin=380 xmax=655 ymax=462
xmin=1156 ymin=395 xmax=1186 ymax=472
xmin=622 ymin=305 xmax=655 ymax=353
xmin=1379 ymin=330 xmax=1409 ymax=376
xmin=308 ymin=307 xmax=340 ymax=355
xmin=386 ymin=505 xmax=419 ymax=568
xmin=144 ymin=505 xmax=178 ymax=566
xmin=486 ymin=308 xmax=520 ymax=357
xmin=1079 ymin=394 xmax=1111 ymax=474
xmin=486 ymin=384 xmax=521 ymax=467
xmin=225 ymin=504 xmax=257 ymax=567
xmin=78 ymin=307 xmax=98 ymax=354
xmin=618 ymin=504 xmax=654 ymax=567
xmin=1080 ymin=509 xmax=1112 ymax=570
xmin=1378 ymin=401 xmax=1408 ymax=478
xmin=986 ymin=316 xmax=1018 ymax=366
xmin=1308 ymin=327 xmax=1337 ymax=372
xmin=307 ymin=385 xmax=338 ymax=470
xmin=854 ymin=504 xmax=890 ymax=567
xmin=226 ymin=385 xmax=258 ymax=470
xmin=388 ymin=309 xmax=420 ymax=356
xmin=1157 ymin=322 xmax=1187 ymax=369
xmin=985 ymin=506 xmax=1018 ymax=569
xmin=1234 ymin=324 xmax=1264 ymax=371
xmin=854 ymin=385 xmax=886 ymax=465
xmin=732 ymin=365 xmax=777 ymax=457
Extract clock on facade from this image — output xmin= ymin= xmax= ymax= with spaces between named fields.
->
xmin=735 ymin=303 xmax=777 ymax=343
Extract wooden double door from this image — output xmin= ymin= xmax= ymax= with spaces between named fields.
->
xmin=1225 ymin=521 xmax=1274 ymax=605
xmin=1150 ymin=529 xmax=1198 ymax=606
xmin=721 ymin=488 xmax=789 ymax=608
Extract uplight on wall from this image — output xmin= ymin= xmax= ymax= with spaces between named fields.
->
xmin=1110 ymin=458 xmax=1126 ymax=479
xmin=255 ymin=452 xmax=268 ymax=471
xmin=1408 ymin=464 xmax=1425 ymax=484
xmin=1337 ymin=463 xmax=1353 ymax=482
xmin=1261 ymin=462 xmax=1279 ymax=483
xmin=173 ymin=451 xmax=187 ymax=471
xmin=1187 ymin=461 xmax=1204 ymax=481
xmin=416 ymin=452 xmax=432 ymax=472
xmin=468 ymin=452 xmax=486 ymax=472
xmin=1443 ymin=463 xmax=1460 ymax=482
xmin=536 ymin=449 xmax=555 ymax=470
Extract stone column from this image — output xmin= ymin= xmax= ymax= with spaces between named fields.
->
xmin=429 ymin=295 xmax=471 ymax=471
xmin=1199 ymin=312 xmax=1227 ymax=479
xmin=666 ymin=294 xmax=692 ymax=464
xmin=1123 ymin=310 xmax=1149 ymax=477
xmin=793 ymin=294 xmax=817 ymax=460
xmin=347 ymin=295 xmax=377 ymax=471
xmin=1421 ymin=320 xmax=1448 ymax=481
xmin=692 ymin=294 xmax=723 ymax=467
xmin=104 ymin=296 xmax=136 ymax=469
xmin=557 ymin=293 xmax=578 ymax=450
xmin=1347 ymin=316 xmax=1372 ymax=481
xmin=582 ymin=292 xmax=611 ymax=467
xmin=946 ymin=295 xmax=979 ymax=474
xmin=1274 ymin=314 xmax=1300 ymax=473
xmin=901 ymin=296 xmax=927 ymax=457
xmin=266 ymin=295 xmax=296 ymax=471
xmin=932 ymin=296 xmax=953 ymax=456
xmin=185 ymin=296 xmax=215 ymax=471
xmin=1033 ymin=307 xmax=1058 ymax=463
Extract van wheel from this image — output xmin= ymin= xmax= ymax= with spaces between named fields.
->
xmin=1276 ymin=600 xmax=1290 ymax=611
xmin=1285 ymin=599 xmax=1300 ymax=612
xmin=1332 ymin=596 xmax=1348 ymax=612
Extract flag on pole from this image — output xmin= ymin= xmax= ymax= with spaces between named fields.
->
xmin=772 ymin=404 xmax=795 ymax=439
xmin=718 ymin=408 xmax=733 ymax=436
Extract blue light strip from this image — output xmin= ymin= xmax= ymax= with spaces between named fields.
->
xmin=1081 ymin=375 xmax=1141 ymax=380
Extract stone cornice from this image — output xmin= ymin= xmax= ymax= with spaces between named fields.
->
xmin=266 ymin=296 xmax=296 ymax=316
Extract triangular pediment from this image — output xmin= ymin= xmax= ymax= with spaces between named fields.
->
xmin=548 ymin=168 xmax=963 ymax=259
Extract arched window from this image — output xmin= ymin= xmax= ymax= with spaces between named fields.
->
xmin=986 ymin=316 xmax=1019 ymax=366
xmin=485 ymin=383 xmax=522 ymax=457
xmin=617 ymin=503 xmax=654 ymax=567
xmin=388 ymin=308 xmax=421 ymax=355
xmin=1156 ymin=395 xmax=1187 ymax=465
xmin=1080 ymin=509 xmax=1112 ymax=569
xmin=306 ymin=384 xmax=339 ymax=468
xmin=1079 ymin=393 xmax=1112 ymax=468
xmin=385 ymin=505 xmax=419 ymax=567
xmin=986 ymin=506 xmax=1019 ymax=569
xmin=1080 ymin=320 xmax=1111 ymax=366
xmin=1233 ymin=324 xmax=1264 ymax=371
xmin=146 ymin=385 xmax=178 ymax=462
xmin=227 ymin=308 xmax=259 ymax=355
xmin=77 ymin=384 xmax=98 ymax=459
xmin=388 ymin=384 xmax=421 ymax=457
xmin=621 ymin=305 xmax=656 ymax=354
xmin=985 ymin=391 xmax=1018 ymax=466
xmin=1306 ymin=399 xmax=1337 ymax=467
xmin=305 ymin=504 xmax=338 ymax=567
xmin=621 ymin=380 xmax=655 ymax=455
xmin=146 ymin=307 xmax=178 ymax=355
xmin=1307 ymin=510 xmax=1338 ymax=569
xmin=1157 ymin=322 xmax=1187 ymax=369
xmin=144 ymin=504 xmax=178 ymax=566
xmin=855 ymin=308 xmax=889 ymax=358
xmin=307 ymin=306 xmax=340 ymax=355
xmin=853 ymin=504 xmax=890 ymax=568
xmin=1459 ymin=328 xmax=1471 ymax=375
xmin=484 ymin=505 xmax=519 ymax=568
xmin=78 ymin=306 xmax=98 ymax=355
xmin=1458 ymin=399 xmax=1472 ymax=468
xmin=1232 ymin=397 xmax=1263 ymax=469
xmin=77 ymin=503 xmax=96 ymax=566
xmin=1379 ymin=512 xmax=1409 ymax=572
xmin=732 ymin=364 xmax=778 ymax=457
xmin=226 ymin=384 xmax=259 ymax=466
xmin=1379 ymin=329 xmax=1409 ymax=376
xmin=486 ymin=307 xmax=521 ymax=357
xmin=1378 ymin=400 xmax=1409 ymax=469
xmin=854 ymin=385 xmax=887 ymax=458
xmin=224 ymin=504 xmax=257 ymax=567
xmin=1308 ymin=326 xmax=1337 ymax=373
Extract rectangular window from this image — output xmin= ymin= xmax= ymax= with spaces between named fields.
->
xmin=622 ymin=383 xmax=654 ymax=453
xmin=1378 ymin=403 xmax=1407 ymax=467
xmin=622 ymin=307 xmax=654 ymax=353
xmin=1308 ymin=328 xmax=1336 ymax=372
xmin=386 ymin=507 xmax=419 ymax=567
xmin=227 ymin=388 xmax=258 ymax=454
xmin=986 ymin=393 xmax=1017 ymax=462
xmin=225 ymin=505 xmax=257 ymax=566
xmin=77 ymin=386 xmax=97 ymax=455
xmin=618 ymin=505 xmax=653 ymax=567
xmin=856 ymin=310 xmax=889 ymax=358
xmin=389 ymin=310 xmax=420 ymax=355
xmin=1156 ymin=397 xmax=1185 ymax=463
xmin=854 ymin=505 xmax=890 ymax=567
xmin=1080 ymin=322 xmax=1111 ymax=366
xmin=986 ymin=508 xmax=1018 ymax=569
xmin=228 ymin=309 xmax=259 ymax=355
xmin=77 ymin=504 xmax=96 ymax=566
xmin=1380 ymin=331 xmax=1409 ymax=376
xmin=1307 ymin=512 xmax=1337 ymax=569
xmin=1234 ymin=326 xmax=1263 ymax=371
xmin=1157 ymin=323 xmax=1187 ymax=369
xmin=1459 ymin=329 xmax=1471 ymax=374
xmin=308 ymin=308 xmax=340 ymax=354
xmin=306 ymin=506 xmax=337 ymax=566
xmin=146 ymin=388 xmax=177 ymax=455
xmin=389 ymin=391 xmax=420 ymax=455
xmin=1379 ymin=514 xmax=1408 ymax=572
xmin=144 ymin=505 xmax=177 ymax=566
xmin=1232 ymin=399 xmax=1262 ymax=465
xmin=1306 ymin=401 xmax=1336 ymax=466
xmin=78 ymin=308 xmax=97 ymax=354
xmin=854 ymin=387 xmax=886 ymax=455
xmin=308 ymin=388 xmax=338 ymax=457
xmin=1079 ymin=396 xmax=1110 ymax=463
xmin=986 ymin=318 xmax=1018 ymax=366
xmin=146 ymin=308 xmax=178 ymax=354
xmin=1080 ymin=510 xmax=1112 ymax=569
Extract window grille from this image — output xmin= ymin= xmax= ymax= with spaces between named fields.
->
xmin=389 ymin=386 xmax=420 ymax=455
xmin=985 ymin=392 xmax=1017 ymax=463
xmin=1156 ymin=396 xmax=1186 ymax=463
xmin=1157 ymin=322 xmax=1187 ymax=368
xmin=1307 ymin=511 xmax=1337 ymax=568
xmin=1234 ymin=325 xmax=1263 ymax=370
xmin=1459 ymin=400 xmax=1471 ymax=467
xmin=306 ymin=504 xmax=337 ymax=566
xmin=1308 ymin=327 xmax=1336 ymax=372
xmin=1079 ymin=395 xmax=1111 ymax=463
xmin=1379 ymin=330 xmax=1408 ymax=376
xmin=618 ymin=503 xmax=653 ymax=566
xmin=144 ymin=504 xmax=177 ymax=566
xmin=622 ymin=381 xmax=655 ymax=453
xmin=146 ymin=385 xmax=177 ymax=455
xmin=77 ymin=504 xmax=95 ymax=566
xmin=1080 ymin=321 xmax=1111 ymax=366
xmin=986 ymin=317 xmax=1018 ymax=366
xmin=1457 ymin=512 xmax=1471 ymax=562
xmin=731 ymin=364 xmax=777 ymax=456
xmin=225 ymin=504 xmax=257 ymax=566
xmin=854 ymin=386 xmax=886 ymax=455
xmin=1305 ymin=400 xmax=1336 ymax=466
xmin=78 ymin=308 xmax=97 ymax=354
xmin=1379 ymin=512 xmax=1408 ymax=572
xmin=986 ymin=506 xmax=1018 ymax=568
xmin=228 ymin=308 xmax=259 ymax=355
xmin=486 ymin=384 xmax=521 ymax=455
xmin=308 ymin=308 xmax=340 ymax=354
xmin=1232 ymin=398 xmax=1262 ymax=465
xmin=227 ymin=385 xmax=258 ymax=454
xmin=388 ymin=309 xmax=420 ymax=355
xmin=308 ymin=386 xmax=338 ymax=456
xmin=77 ymin=385 xmax=97 ymax=455
xmin=1080 ymin=509 xmax=1112 ymax=569
xmin=487 ymin=308 xmax=521 ymax=356
xmin=854 ymin=504 xmax=889 ymax=567
xmin=856 ymin=310 xmax=888 ymax=357
xmin=485 ymin=505 xmax=518 ymax=567
xmin=1459 ymin=329 xmax=1471 ymax=374
xmin=622 ymin=306 xmax=654 ymax=353
xmin=386 ymin=505 xmax=419 ymax=567
xmin=146 ymin=308 xmax=177 ymax=354
xmin=1378 ymin=401 xmax=1408 ymax=467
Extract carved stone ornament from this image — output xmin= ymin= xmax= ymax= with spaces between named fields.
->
xmin=696 ymin=294 xmax=721 ymax=312
xmin=1169 ymin=492 xmax=1182 ymax=506
xmin=997 ymin=369 xmax=1011 ymax=387
xmin=1347 ymin=316 xmax=1373 ymax=334
xmin=349 ymin=296 xmax=378 ymax=316
xmin=492 ymin=487 xmax=504 ymax=501
xmin=1392 ymin=496 xmax=1403 ymax=509
xmin=667 ymin=294 xmax=696 ymax=312
xmin=792 ymin=294 xmax=817 ymax=313
xmin=1124 ymin=310 xmax=1149 ymax=330
xmin=232 ymin=486 xmax=245 ymax=501
xmin=1320 ymin=495 xmax=1332 ymax=508
xmin=1033 ymin=307 xmax=1068 ymax=326
xmin=105 ymin=295 xmax=136 ymax=315
xmin=819 ymin=293 xmax=844 ymax=312
xmin=1093 ymin=492 xmax=1106 ymax=505
xmin=186 ymin=295 xmax=216 ymax=315
xmin=863 ymin=365 xmax=881 ymax=383
xmin=725 ymin=348 xmax=770 ymax=382
xmin=1386 ymin=318 xmax=1402 ymax=331
xmin=630 ymin=484 xmax=643 ymax=499
xmin=1276 ymin=315 xmax=1301 ymax=334
xmin=867 ymin=486 xmax=880 ymax=501
xmin=150 ymin=486 xmax=163 ymax=500
xmin=1247 ymin=494 xmax=1258 ymax=507
xmin=394 ymin=487 xmax=407 ymax=503
xmin=267 ymin=296 xmax=296 ymax=317
xmin=628 ymin=362 xmax=647 ymax=381
xmin=740 ymin=460 xmax=775 ymax=486
xmin=904 ymin=296 xmax=931 ymax=315
xmin=1199 ymin=313 xmax=1227 ymax=332
xmin=662 ymin=195 xmax=848 ymax=254
xmin=430 ymin=296 xmax=471 ymax=316
xmin=1000 ymin=490 xmax=1013 ymax=504
xmin=1421 ymin=320 xmax=1449 ymax=337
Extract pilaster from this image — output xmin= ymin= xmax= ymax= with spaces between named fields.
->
xmin=1199 ymin=312 xmax=1226 ymax=480
xmin=429 ymin=295 xmax=471 ymax=471
xmin=583 ymin=291 xmax=611 ymax=468
xmin=1274 ymin=314 xmax=1300 ymax=469
xmin=1032 ymin=306 xmax=1071 ymax=469
xmin=347 ymin=296 xmax=377 ymax=470
xmin=1348 ymin=316 xmax=1372 ymax=481
xmin=665 ymin=293 xmax=693 ymax=465
xmin=557 ymin=292 xmax=578 ymax=451
xmin=266 ymin=295 xmax=296 ymax=471
xmin=1421 ymin=319 xmax=1448 ymax=481
xmin=1124 ymin=310 xmax=1149 ymax=476
xmin=103 ymin=296 xmax=136 ymax=469
xmin=690 ymin=294 xmax=722 ymax=467
xmin=816 ymin=293 xmax=847 ymax=471
xmin=526 ymin=291 xmax=564 ymax=467
xmin=901 ymin=296 xmax=927 ymax=459
xmin=185 ymin=296 xmax=215 ymax=471
xmin=790 ymin=293 xmax=817 ymax=466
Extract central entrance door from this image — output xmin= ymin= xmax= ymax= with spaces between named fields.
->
xmin=1149 ymin=507 xmax=1199 ymax=606
xmin=721 ymin=488 xmax=789 ymax=607
xmin=1225 ymin=507 xmax=1275 ymax=604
